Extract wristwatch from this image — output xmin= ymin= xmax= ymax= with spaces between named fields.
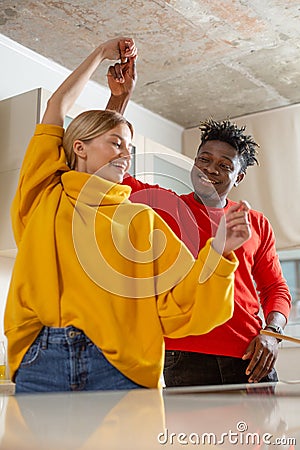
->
xmin=264 ymin=324 xmax=284 ymax=342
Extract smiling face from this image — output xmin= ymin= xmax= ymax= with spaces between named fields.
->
xmin=73 ymin=123 xmax=133 ymax=183
xmin=191 ymin=140 xmax=245 ymax=208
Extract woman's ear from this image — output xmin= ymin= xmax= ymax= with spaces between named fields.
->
xmin=73 ymin=140 xmax=87 ymax=160
xmin=234 ymin=171 xmax=245 ymax=187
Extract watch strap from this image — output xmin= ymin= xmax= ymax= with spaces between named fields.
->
xmin=264 ymin=324 xmax=283 ymax=342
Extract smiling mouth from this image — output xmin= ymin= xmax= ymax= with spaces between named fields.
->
xmin=110 ymin=161 xmax=128 ymax=171
xmin=199 ymin=175 xmax=218 ymax=185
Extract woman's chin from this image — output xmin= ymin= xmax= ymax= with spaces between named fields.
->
xmin=102 ymin=174 xmax=124 ymax=184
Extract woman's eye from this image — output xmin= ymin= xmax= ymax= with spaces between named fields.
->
xmin=113 ymin=142 xmax=121 ymax=148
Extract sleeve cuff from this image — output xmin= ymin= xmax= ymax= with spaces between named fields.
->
xmin=35 ymin=123 xmax=64 ymax=138
xmin=198 ymin=238 xmax=239 ymax=283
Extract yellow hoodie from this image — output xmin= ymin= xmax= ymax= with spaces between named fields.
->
xmin=4 ymin=124 xmax=238 ymax=388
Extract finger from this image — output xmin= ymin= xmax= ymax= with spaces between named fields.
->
xmin=127 ymin=55 xmax=137 ymax=79
xmin=248 ymin=354 xmax=274 ymax=383
xmin=119 ymin=40 xmax=128 ymax=63
xmin=113 ymin=63 xmax=125 ymax=82
xmin=226 ymin=201 xmax=251 ymax=216
xmin=227 ymin=221 xmax=251 ymax=233
xmin=248 ymin=358 xmax=266 ymax=382
xmin=245 ymin=348 xmax=263 ymax=376
xmin=248 ymin=369 xmax=263 ymax=383
xmin=239 ymin=200 xmax=251 ymax=211
xmin=227 ymin=209 xmax=248 ymax=218
xmin=226 ymin=213 xmax=250 ymax=228
xmin=242 ymin=351 xmax=252 ymax=360
xmin=242 ymin=340 xmax=255 ymax=360
xmin=226 ymin=212 xmax=249 ymax=224
xmin=228 ymin=227 xmax=251 ymax=240
xmin=107 ymin=65 xmax=118 ymax=80
xmin=119 ymin=38 xmax=137 ymax=62
xmin=226 ymin=203 xmax=245 ymax=215
xmin=124 ymin=39 xmax=137 ymax=57
xmin=246 ymin=345 xmax=271 ymax=382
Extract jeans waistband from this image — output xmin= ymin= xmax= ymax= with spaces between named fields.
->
xmin=40 ymin=326 xmax=91 ymax=349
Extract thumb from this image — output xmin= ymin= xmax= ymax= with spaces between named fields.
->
xmin=242 ymin=342 xmax=254 ymax=360
xmin=127 ymin=55 xmax=137 ymax=79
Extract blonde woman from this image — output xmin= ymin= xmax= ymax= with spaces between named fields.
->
xmin=4 ymin=37 xmax=251 ymax=393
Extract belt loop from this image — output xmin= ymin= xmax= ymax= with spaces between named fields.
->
xmin=41 ymin=326 xmax=49 ymax=349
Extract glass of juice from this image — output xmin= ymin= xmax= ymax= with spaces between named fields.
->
xmin=0 ymin=341 xmax=6 ymax=380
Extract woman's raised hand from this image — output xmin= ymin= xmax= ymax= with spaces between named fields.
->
xmin=213 ymin=200 xmax=251 ymax=257
xmin=100 ymin=37 xmax=137 ymax=62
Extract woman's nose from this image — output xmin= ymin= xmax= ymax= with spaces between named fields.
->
xmin=120 ymin=146 xmax=132 ymax=158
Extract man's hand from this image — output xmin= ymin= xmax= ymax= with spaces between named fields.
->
xmin=107 ymin=56 xmax=137 ymax=97
xmin=242 ymin=334 xmax=279 ymax=382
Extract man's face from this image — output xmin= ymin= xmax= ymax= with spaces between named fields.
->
xmin=190 ymin=139 xmax=244 ymax=207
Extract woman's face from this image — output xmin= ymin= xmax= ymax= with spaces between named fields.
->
xmin=75 ymin=123 xmax=133 ymax=183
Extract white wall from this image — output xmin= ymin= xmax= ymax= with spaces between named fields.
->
xmin=0 ymin=257 xmax=14 ymax=342
xmin=0 ymin=33 xmax=183 ymax=153
xmin=276 ymin=347 xmax=300 ymax=381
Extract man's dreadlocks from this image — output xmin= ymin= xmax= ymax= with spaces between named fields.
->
xmin=198 ymin=119 xmax=259 ymax=173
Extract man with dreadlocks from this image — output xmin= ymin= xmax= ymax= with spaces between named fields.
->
xmin=106 ymin=64 xmax=291 ymax=386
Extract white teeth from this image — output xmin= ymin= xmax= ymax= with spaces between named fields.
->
xmin=111 ymin=162 xmax=126 ymax=169
xmin=200 ymin=177 xmax=216 ymax=184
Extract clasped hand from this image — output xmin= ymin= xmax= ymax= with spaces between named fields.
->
xmin=105 ymin=38 xmax=137 ymax=97
xmin=213 ymin=200 xmax=251 ymax=256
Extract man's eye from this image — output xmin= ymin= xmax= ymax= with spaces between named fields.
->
xmin=220 ymin=164 xmax=232 ymax=171
xmin=196 ymin=157 xmax=209 ymax=163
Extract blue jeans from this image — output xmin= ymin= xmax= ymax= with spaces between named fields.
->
xmin=163 ymin=351 xmax=278 ymax=386
xmin=15 ymin=326 xmax=144 ymax=393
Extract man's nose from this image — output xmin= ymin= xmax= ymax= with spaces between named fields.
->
xmin=205 ymin=162 xmax=219 ymax=174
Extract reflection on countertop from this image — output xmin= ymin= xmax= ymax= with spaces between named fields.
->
xmin=0 ymin=382 xmax=299 ymax=449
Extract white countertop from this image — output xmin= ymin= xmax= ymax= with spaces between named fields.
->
xmin=0 ymin=380 xmax=15 ymax=395
xmin=0 ymin=382 xmax=299 ymax=449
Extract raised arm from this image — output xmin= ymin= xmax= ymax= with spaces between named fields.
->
xmin=42 ymin=37 xmax=137 ymax=126
xmin=106 ymin=56 xmax=137 ymax=114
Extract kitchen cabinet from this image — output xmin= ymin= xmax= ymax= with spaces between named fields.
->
xmin=143 ymin=137 xmax=193 ymax=194
xmin=0 ymin=88 xmax=83 ymax=256
xmin=0 ymin=89 xmax=45 ymax=256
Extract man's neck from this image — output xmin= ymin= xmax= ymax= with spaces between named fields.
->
xmin=193 ymin=192 xmax=227 ymax=208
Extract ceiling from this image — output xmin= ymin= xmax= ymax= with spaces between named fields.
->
xmin=1 ymin=0 xmax=300 ymax=129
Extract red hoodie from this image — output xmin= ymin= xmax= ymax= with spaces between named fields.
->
xmin=123 ymin=175 xmax=291 ymax=357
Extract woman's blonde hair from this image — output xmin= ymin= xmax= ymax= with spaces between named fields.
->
xmin=63 ymin=109 xmax=134 ymax=169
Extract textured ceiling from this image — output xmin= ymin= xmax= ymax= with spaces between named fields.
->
xmin=1 ymin=0 xmax=300 ymax=129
